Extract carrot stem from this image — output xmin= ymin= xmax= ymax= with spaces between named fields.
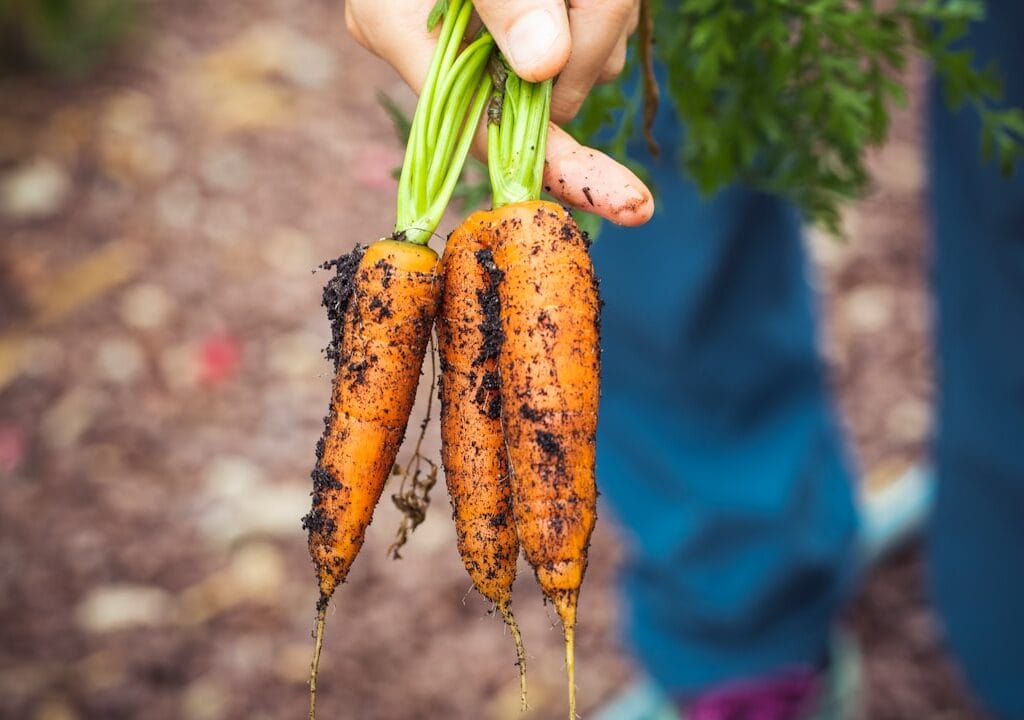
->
xmin=486 ymin=56 xmax=551 ymax=207
xmin=395 ymin=0 xmax=494 ymax=245
xmin=419 ymin=72 xmax=493 ymax=237
xmin=427 ymin=36 xmax=493 ymax=196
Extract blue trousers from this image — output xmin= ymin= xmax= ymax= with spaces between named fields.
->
xmin=590 ymin=4 xmax=1024 ymax=717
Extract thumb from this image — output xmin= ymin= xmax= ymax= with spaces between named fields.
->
xmin=473 ymin=0 xmax=571 ymax=82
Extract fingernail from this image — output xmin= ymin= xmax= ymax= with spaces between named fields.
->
xmin=507 ymin=9 xmax=560 ymax=76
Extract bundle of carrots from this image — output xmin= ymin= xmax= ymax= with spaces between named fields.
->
xmin=304 ymin=3 xmax=600 ymax=719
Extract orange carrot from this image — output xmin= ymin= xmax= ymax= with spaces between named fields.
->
xmin=487 ymin=200 xmax=600 ymax=720
xmin=436 ymin=213 xmax=527 ymax=708
xmin=303 ymin=3 xmax=494 ymax=715
xmin=305 ymin=240 xmax=440 ymax=604
xmin=303 ymin=240 xmax=440 ymax=715
xmin=473 ymin=44 xmax=601 ymax=717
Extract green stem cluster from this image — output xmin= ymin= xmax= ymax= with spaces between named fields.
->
xmin=394 ymin=0 xmax=494 ymax=245
xmin=487 ymin=58 xmax=552 ymax=208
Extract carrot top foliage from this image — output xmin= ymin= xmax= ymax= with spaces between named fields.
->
xmin=393 ymin=0 xmax=493 ymax=244
xmin=486 ymin=56 xmax=552 ymax=207
xmin=570 ymin=0 xmax=1024 ymax=234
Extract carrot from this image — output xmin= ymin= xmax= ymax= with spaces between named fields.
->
xmin=436 ymin=213 xmax=527 ymax=709
xmin=481 ymin=60 xmax=600 ymax=720
xmin=302 ymin=2 xmax=494 ymax=716
xmin=304 ymin=240 xmax=440 ymax=597
xmin=303 ymin=239 xmax=439 ymax=715
xmin=489 ymin=201 xmax=600 ymax=720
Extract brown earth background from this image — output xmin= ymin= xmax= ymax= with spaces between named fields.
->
xmin=0 ymin=1 xmax=995 ymax=719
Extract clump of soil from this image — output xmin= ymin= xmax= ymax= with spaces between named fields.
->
xmin=321 ymin=246 xmax=365 ymax=369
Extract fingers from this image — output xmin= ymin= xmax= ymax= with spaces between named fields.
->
xmin=597 ymin=31 xmax=629 ymax=84
xmin=346 ymin=0 xmax=438 ymax=92
xmin=473 ymin=0 xmax=572 ymax=82
xmin=543 ymin=124 xmax=654 ymax=226
xmin=344 ymin=1 xmax=654 ymax=227
xmin=550 ymin=0 xmax=637 ymax=124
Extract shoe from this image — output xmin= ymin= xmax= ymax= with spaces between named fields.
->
xmin=592 ymin=463 xmax=935 ymax=720
xmin=856 ymin=463 xmax=935 ymax=568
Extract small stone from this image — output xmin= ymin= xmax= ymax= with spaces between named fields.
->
xmin=181 ymin=677 xmax=229 ymax=720
xmin=196 ymin=455 xmax=308 ymax=544
xmin=201 ymin=146 xmax=250 ymax=193
xmin=0 ymin=158 xmax=71 ymax=221
xmin=204 ymin=454 xmax=264 ymax=493
xmin=119 ymin=283 xmax=175 ymax=330
xmin=155 ymin=177 xmax=202 ymax=232
xmin=844 ymin=285 xmax=894 ymax=334
xmin=74 ymin=584 xmax=176 ymax=633
xmin=227 ymin=542 xmax=285 ymax=599
xmin=94 ymin=336 xmax=145 ymax=384
xmin=260 ymin=227 xmax=315 ymax=276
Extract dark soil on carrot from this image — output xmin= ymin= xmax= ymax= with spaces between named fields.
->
xmin=0 ymin=1 xmax=987 ymax=718
xmin=322 ymin=247 xmax=365 ymax=370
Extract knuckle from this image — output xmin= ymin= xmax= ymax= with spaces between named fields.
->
xmin=608 ymin=0 xmax=635 ymax=22
xmin=598 ymin=40 xmax=628 ymax=82
xmin=598 ymin=58 xmax=625 ymax=83
xmin=344 ymin=6 xmax=361 ymax=39
xmin=551 ymin=86 xmax=587 ymax=124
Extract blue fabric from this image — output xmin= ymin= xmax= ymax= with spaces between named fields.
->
xmin=927 ymin=2 xmax=1024 ymax=717
xmin=591 ymin=5 xmax=1024 ymax=711
xmin=590 ymin=85 xmax=859 ymax=694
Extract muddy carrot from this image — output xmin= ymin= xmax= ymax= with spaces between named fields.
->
xmin=303 ymin=2 xmax=493 ymax=717
xmin=483 ymin=60 xmax=601 ymax=720
xmin=436 ymin=213 xmax=527 ymax=709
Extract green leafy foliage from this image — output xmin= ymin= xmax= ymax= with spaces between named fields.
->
xmin=570 ymin=0 xmax=1024 ymax=234
xmin=0 ymin=0 xmax=134 ymax=76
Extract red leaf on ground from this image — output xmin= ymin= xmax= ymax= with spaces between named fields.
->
xmin=198 ymin=334 xmax=242 ymax=386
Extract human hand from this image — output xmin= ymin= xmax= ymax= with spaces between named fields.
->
xmin=345 ymin=0 xmax=654 ymax=226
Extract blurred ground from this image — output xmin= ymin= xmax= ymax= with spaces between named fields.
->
xmin=0 ymin=1 xmax=992 ymax=719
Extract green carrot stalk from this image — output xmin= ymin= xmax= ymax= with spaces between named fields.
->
xmin=394 ymin=0 xmax=493 ymax=245
xmin=486 ymin=55 xmax=552 ymax=207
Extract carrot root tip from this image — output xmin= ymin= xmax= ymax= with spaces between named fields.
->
xmin=309 ymin=604 xmax=327 ymax=720
xmin=499 ymin=601 xmax=528 ymax=713
xmin=565 ymin=624 xmax=576 ymax=720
